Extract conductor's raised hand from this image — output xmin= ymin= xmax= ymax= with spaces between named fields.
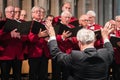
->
xmin=101 ymin=21 xmax=115 ymax=40
xmin=45 ymin=20 xmax=55 ymax=37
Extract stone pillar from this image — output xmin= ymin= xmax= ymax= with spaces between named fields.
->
xmin=70 ymin=0 xmax=75 ymax=16
xmin=116 ymin=0 xmax=120 ymax=15
xmin=34 ymin=0 xmax=50 ymax=14
xmin=0 ymin=0 xmax=4 ymax=12
xmin=104 ymin=0 xmax=113 ymax=22
xmin=7 ymin=0 xmax=20 ymax=7
xmin=50 ymin=0 xmax=59 ymax=16
xmin=77 ymin=0 xmax=86 ymax=18
xmin=94 ymin=0 xmax=99 ymax=23
xmin=7 ymin=0 xmax=13 ymax=6
xmin=13 ymin=0 xmax=20 ymax=7
xmin=98 ymin=0 xmax=104 ymax=26
xmin=22 ymin=0 xmax=32 ymax=20
xmin=34 ymin=0 xmax=39 ymax=6
xmin=38 ymin=0 xmax=47 ymax=10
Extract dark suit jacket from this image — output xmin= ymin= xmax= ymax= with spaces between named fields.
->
xmin=48 ymin=40 xmax=114 ymax=80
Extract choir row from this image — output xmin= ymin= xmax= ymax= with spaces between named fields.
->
xmin=0 ymin=1 xmax=119 ymax=80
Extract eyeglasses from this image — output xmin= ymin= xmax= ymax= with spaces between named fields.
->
xmin=116 ymin=20 xmax=120 ymax=22
xmin=15 ymin=11 xmax=20 ymax=13
xmin=32 ymin=10 xmax=45 ymax=14
xmin=6 ymin=11 xmax=14 ymax=13
xmin=32 ymin=10 xmax=40 ymax=13
xmin=81 ymin=19 xmax=90 ymax=22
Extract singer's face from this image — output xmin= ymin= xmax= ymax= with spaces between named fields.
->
xmin=61 ymin=13 xmax=71 ymax=25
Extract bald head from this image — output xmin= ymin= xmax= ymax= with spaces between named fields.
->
xmin=79 ymin=15 xmax=89 ymax=28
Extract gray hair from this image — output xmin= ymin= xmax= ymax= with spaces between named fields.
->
xmin=61 ymin=10 xmax=72 ymax=17
xmin=77 ymin=29 xmax=95 ymax=44
xmin=86 ymin=10 xmax=96 ymax=17
xmin=31 ymin=6 xmax=40 ymax=13
xmin=115 ymin=15 xmax=120 ymax=20
xmin=5 ymin=6 xmax=14 ymax=12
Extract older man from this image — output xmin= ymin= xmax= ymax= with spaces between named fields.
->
xmin=27 ymin=6 xmax=49 ymax=80
xmin=46 ymin=20 xmax=114 ymax=80
xmin=0 ymin=6 xmax=24 ymax=80
xmin=111 ymin=16 xmax=120 ymax=80
xmin=19 ymin=10 xmax=27 ymax=21
xmin=53 ymin=1 xmax=78 ymax=26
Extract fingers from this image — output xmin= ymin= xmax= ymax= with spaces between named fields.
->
xmin=11 ymin=28 xmax=21 ymax=38
xmin=13 ymin=28 xmax=18 ymax=32
xmin=45 ymin=20 xmax=53 ymax=29
xmin=104 ymin=21 xmax=115 ymax=33
xmin=104 ymin=22 xmax=110 ymax=28
xmin=39 ymin=28 xmax=42 ymax=33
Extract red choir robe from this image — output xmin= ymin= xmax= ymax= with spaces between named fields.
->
xmin=87 ymin=23 xmax=103 ymax=49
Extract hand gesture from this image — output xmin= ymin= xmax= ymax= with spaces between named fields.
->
xmin=101 ymin=20 xmax=115 ymax=39
xmin=45 ymin=20 xmax=55 ymax=37
xmin=11 ymin=28 xmax=21 ymax=39
xmin=62 ymin=30 xmax=72 ymax=39
xmin=38 ymin=29 xmax=48 ymax=38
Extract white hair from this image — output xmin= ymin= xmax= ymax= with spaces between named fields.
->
xmin=77 ymin=29 xmax=95 ymax=44
xmin=86 ymin=10 xmax=96 ymax=17
xmin=61 ymin=10 xmax=72 ymax=17
xmin=115 ymin=15 xmax=120 ymax=20
xmin=31 ymin=6 xmax=40 ymax=13
xmin=5 ymin=6 xmax=14 ymax=12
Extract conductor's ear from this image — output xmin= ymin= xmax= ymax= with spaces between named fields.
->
xmin=78 ymin=41 xmax=81 ymax=47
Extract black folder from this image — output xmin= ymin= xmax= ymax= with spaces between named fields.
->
xmin=94 ymin=29 xmax=102 ymax=39
xmin=110 ymin=36 xmax=120 ymax=47
xmin=18 ymin=21 xmax=32 ymax=35
xmin=54 ymin=23 xmax=82 ymax=37
xmin=0 ymin=20 xmax=6 ymax=29
xmin=31 ymin=21 xmax=46 ymax=34
xmin=3 ymin=19 xmax=32 ymax=35
xmin=69 ymin=20 xmax=79 ymax=27
xmin=70 ymin=26 xmax=82 ymax=37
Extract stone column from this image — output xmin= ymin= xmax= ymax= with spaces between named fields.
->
xmin=104 ymin=0 xmax=113 ymax=23
xmin=22 ymin=0 xmax=32 ymax=20
xmin=7 ymin=0 xmax=20 ymax=7
xmin=13 ymin=0 xmax=20 ymax=7
xmin=38 ymin=0 xmax=47 ymax=10
xmin=50 ymin=0 xmax=59 ymax=16
xmin=94 ymin=0 xmax=99 ymax=23
xmin=0 ymin=0 xmax=4 ymax=12
xmin=116 ymin=0 xmax=120 ymax=15
xmin=7 ymin=0 xmax=13 ymax=6
xmin=34 ymin=0 xmax=39 ymax=6
xmin=77 ymin=0 xmax=86 ymax=18
xmin=97 ymin=0 xmax=104 ymax=26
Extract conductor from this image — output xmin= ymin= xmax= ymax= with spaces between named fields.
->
xmin=46 ymin=21 xmax=115 ymax=80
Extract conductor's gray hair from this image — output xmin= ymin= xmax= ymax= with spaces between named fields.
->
xmin=77 ymin=29 xmax=95 ymax=44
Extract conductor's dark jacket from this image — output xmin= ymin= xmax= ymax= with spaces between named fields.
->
xmin=48 ymin=40 xmax=114 ymax=80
